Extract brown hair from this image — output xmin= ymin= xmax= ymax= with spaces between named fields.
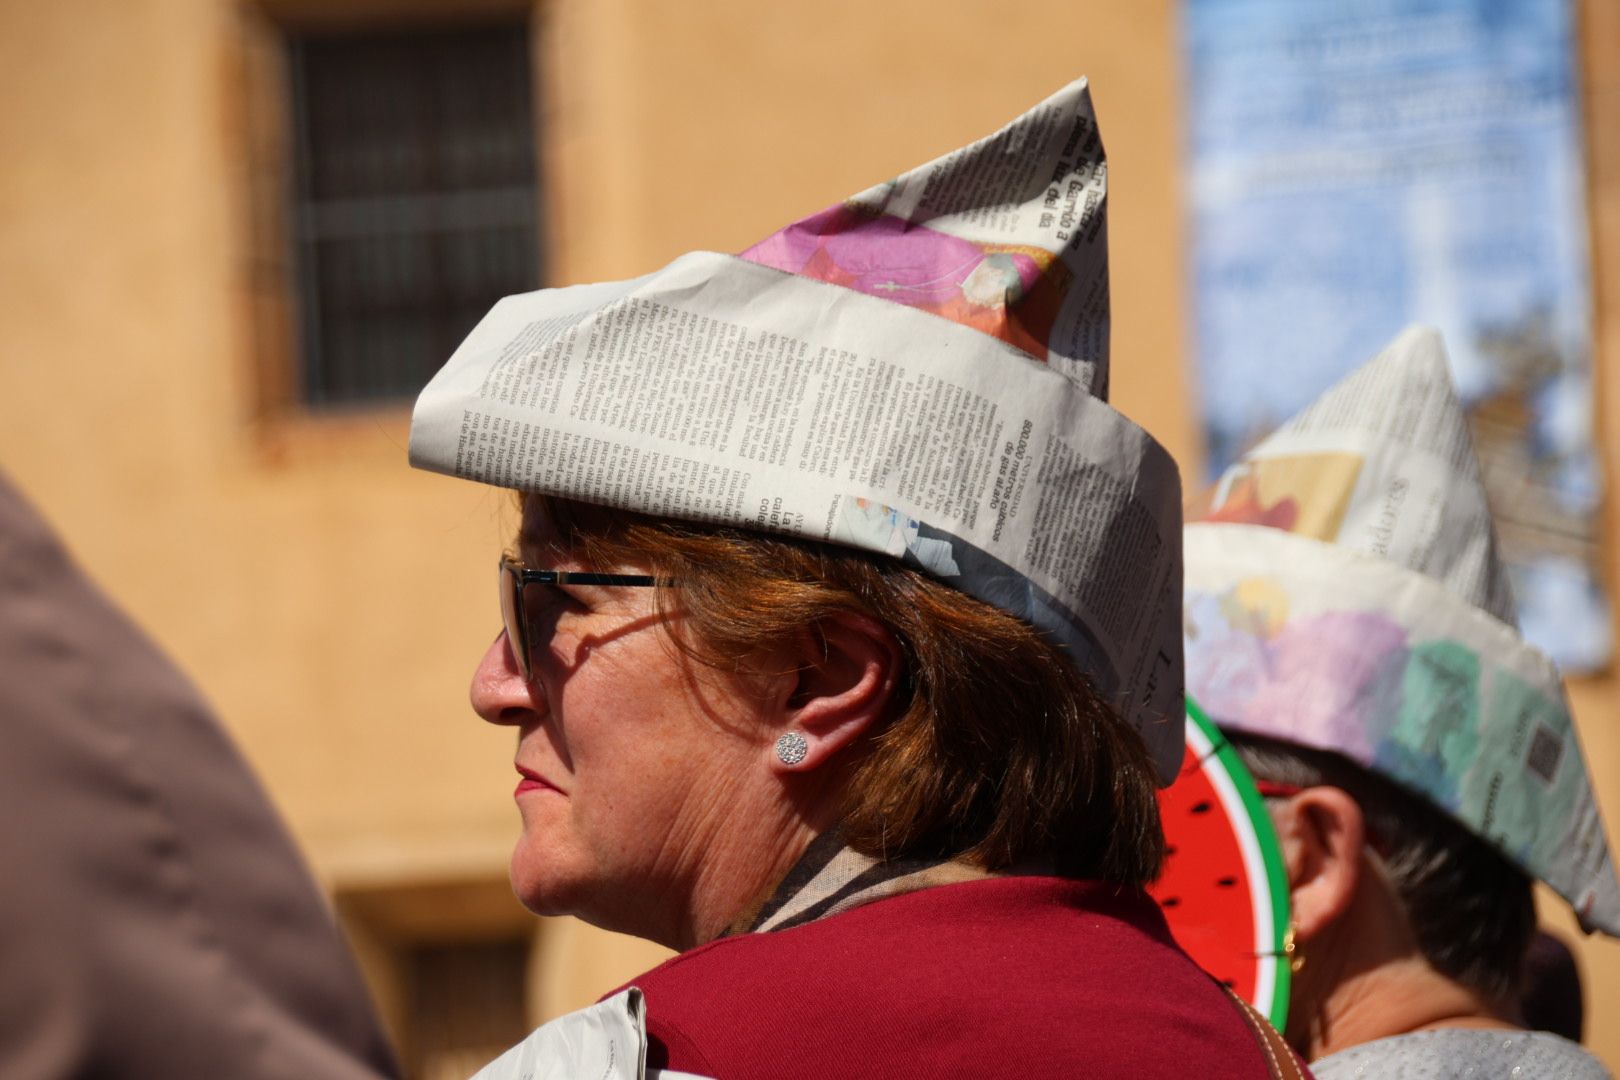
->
xmin=1232 ymin=733 xmax=1535 ymax=1002
xmin=528 ymin=494 xmax=1165 ymax=884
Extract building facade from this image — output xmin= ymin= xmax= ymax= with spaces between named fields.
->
xmin=2 ymin=0 xmax=1617 ymax=1075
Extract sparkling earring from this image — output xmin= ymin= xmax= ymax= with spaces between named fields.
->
xmin=774 ymin=731 xmax=808 ymax=766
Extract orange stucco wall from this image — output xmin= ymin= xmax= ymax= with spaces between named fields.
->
xmin=2 ymin=0 xmax=1616 ymax=1067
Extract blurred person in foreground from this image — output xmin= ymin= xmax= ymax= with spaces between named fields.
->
xmin=0 ymin=470 xmax=399 ymax=1080
xmin=410 ymin=81 xmax=1309 ymax=1079
xmin=1183 ymin=326 xmax=1618 ymax=1077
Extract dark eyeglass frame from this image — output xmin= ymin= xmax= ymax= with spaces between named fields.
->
xmin=498 ymin=556 xmax=664 ymax=681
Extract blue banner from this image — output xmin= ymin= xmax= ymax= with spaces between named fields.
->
xmin=1184 ymin=0 xmax=1609 ymax=669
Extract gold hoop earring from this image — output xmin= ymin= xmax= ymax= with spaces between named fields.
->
xmin=1283 ymin=925 xmax=1305 ymax=975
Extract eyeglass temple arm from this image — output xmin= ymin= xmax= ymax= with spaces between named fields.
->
xmin=519 ymin=569 xmax=661 ymax=587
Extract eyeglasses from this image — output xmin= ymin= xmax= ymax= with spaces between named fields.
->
xmin=498 ymin=556 xmax=663 ymax=681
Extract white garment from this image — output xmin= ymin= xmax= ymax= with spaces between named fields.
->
xmin=1312 ymin=1029 xmax=1610 ymax=1079
xmin=469 ymin=989 xmax=712 ymax=1080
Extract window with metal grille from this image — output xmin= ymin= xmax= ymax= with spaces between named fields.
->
xmin=288 ymin=22 xmax=541 ymax=406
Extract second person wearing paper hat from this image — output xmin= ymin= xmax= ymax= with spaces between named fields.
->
xmin=1185 ymin=325 xmax=1618 ymax=1077
xmin=412 ymin=81 xmax=1309 ymax=1078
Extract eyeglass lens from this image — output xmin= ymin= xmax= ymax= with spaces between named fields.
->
xmin=499 ymin=562 xmax=532 ymax=681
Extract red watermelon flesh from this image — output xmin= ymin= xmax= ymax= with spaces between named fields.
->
xmin=1147 ymin=707 xmax=1289 ymax=1028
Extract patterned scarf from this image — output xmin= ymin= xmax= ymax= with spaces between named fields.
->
xmin=728 ymin=830 xmax=995 ymax=936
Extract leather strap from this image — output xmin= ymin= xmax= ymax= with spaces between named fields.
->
xmin=1219 ymin=983 xmax=1308 ymax=1080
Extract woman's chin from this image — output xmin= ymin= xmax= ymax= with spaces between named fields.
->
xmin=508 ymin=845 xmax=581 ymax=917
xmin=509 ymin=848 xmax=674 ymax=944
xmin=509 ymin=882 xmax=566 ymax=917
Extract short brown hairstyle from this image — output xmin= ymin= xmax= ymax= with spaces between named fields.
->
xmin=1232 ymin=733 xmax=1535 ymax=1001
xmin=527 ymin=494 xmax=1165 ymax=885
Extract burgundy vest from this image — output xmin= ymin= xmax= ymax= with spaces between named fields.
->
xmin=620 ymin=876 xmax=1298 ymax=1079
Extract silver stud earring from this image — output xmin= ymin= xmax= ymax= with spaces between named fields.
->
xmin=774 ymin=731 xmax=808 ymax=766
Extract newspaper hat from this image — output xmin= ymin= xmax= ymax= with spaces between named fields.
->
xmin=1183 ymin=325 xmax=1620 ymax=934
xmin=410 ymin=79 xmax=1185 ymax=783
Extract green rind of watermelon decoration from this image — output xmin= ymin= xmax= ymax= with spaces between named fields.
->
xmin=1148 ymin=698 xmax=1291 ymax=1030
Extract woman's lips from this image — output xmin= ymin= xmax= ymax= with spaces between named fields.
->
xmin=514 ymin=765 xmax=556 ymax=798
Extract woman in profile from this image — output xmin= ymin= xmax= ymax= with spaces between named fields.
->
xmin=1183 ymin=327 xmax=1617 ymax=1078
xmin=412 ymin=80 xmax=1308 ymax=1079
xmin=460 ymin=494 xmax=1292 ymax=1078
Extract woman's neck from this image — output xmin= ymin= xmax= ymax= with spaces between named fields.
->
xmin=1308 ymin=954 xmax=1520 ymax=1060
xmin=672 ymin=806 xmax=826 ymax=951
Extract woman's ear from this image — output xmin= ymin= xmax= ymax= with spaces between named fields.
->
xmin=1274 ymin=786 xmax=1366 ymax=944
xmin=768 ymin=612 xmax=901 ymax=775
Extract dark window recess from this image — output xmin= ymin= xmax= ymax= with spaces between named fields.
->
xmin=408 ymin=939 xmax=531 ymax=1080
xmin=289 ymin=23 xmax=541 ymax=406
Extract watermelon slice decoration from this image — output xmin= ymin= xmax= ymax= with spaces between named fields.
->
xmin=1148 ymin=698 xmax=1291 ymax=1030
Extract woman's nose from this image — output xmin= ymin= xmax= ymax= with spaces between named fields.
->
xmin=470 ymin=630 xmax=540 ymax=726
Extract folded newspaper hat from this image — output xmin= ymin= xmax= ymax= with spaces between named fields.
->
xmin=410 ymin=79 xmax=1185 ymax=783
xmin=1183 ymin=325 xmax=1619 ymax=934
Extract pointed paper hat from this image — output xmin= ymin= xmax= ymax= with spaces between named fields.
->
xmin=410 ymin=80 xmax=1187 ymax=781
xmin=1183 ymin=325 xmax=1620 ymax=934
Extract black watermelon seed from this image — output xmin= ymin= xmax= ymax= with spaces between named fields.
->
xmin=1217 ymin=876 xmax=1237 ymax=887
xmin=1190 ymin=801 xmax=1213 ymax=814
xmin=1161 ymin=896 xmax=1181 ymax=907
